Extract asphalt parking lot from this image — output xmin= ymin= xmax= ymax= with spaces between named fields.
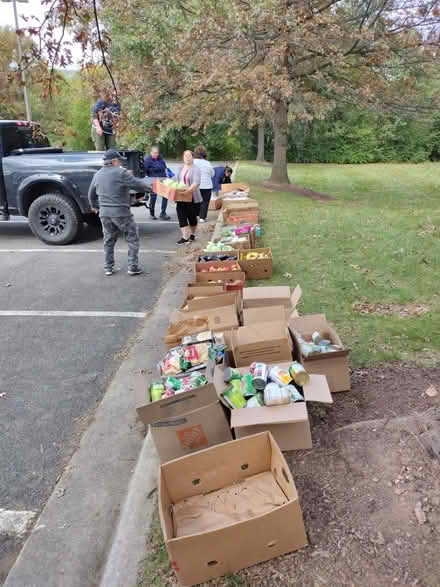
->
xmin=0 ymin=204 xmax=181 ymax=582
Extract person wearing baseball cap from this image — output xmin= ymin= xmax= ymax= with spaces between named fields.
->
xmin=88 ymin=150 xmax=147 ymax=276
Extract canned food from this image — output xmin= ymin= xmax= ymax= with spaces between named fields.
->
xmin=264 ymin=383 xmax=290 ymax=406
xmin=246 ymin=393 xmax=264 ymax=408
xmin=250 ymin=362 xmax=268 ymax=390
xmin=289 ymin=362 xmax=310 ymax=386
xmin=312 ymin=331 xmax=322 ymax=344
xmin=150 ymin=381 xmax=165 ymax=402
xmin=269 ymin=366 xmax=292 ymax=386
xmin=241 ymin=373 xmax=256 ymax=398
xmin=285 ymin=384 xmax=304 ymax=403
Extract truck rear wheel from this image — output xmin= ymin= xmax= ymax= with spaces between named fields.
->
xmin=28 ymin=193 xmax=83 ymax=245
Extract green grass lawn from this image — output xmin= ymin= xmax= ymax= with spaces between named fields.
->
xmin=237 ymin=162 xmax=440 ymax=366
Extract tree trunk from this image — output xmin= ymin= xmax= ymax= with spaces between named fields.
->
xmin=256 ymin=121 xmax=265 ymax=162
xmin=269 ymin=100 xmax=290 ymax=184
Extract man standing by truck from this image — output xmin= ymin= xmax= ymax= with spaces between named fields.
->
xmin=88 ymin=149 xmax=147 ymax=276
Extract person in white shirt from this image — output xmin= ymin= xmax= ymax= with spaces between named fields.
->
xmin=193 ymin=145 xmax=215 ymax=222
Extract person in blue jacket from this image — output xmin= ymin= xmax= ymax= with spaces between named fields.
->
xmin=212 ymin=165 xmax=233 ymax=196
xmin=143 ymin=145 xmax=171 ymax=220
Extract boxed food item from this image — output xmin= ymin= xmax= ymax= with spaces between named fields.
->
xmin=159 ymin=431 xmax=307 ymax=586
xmin=214 ymin=361 xmax=333 ymax=451
xmin=194 ymin=260 xmax=242 ymax=275
xmin=232 ymin=322 xmax=292 ymax=367
xmin=153 ymin=179 xmax=193 ymax=202
xmin=239 ymin=248 xmax=273 ymax=280
xmin=288 ymin=314 xmax=351 ymax=392
xmin=195 ymin=270 xmax=246 ymax=287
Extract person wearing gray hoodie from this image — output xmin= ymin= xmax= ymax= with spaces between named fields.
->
xmin=88 ymin=149 xmax=147 ymax=276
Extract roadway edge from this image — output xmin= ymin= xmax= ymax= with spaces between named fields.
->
xmin=4 ymin=267 xmax=191 ymax=587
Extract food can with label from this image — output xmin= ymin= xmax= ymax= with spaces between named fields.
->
xmin=150 ymin=381 xmax=165 ymax=402
xmin=289 ymin=362 xmax=310 ymax=386
xmin=250 ymin=362 xmax=268 ymax=390
xmin=264 ymin=383 xmax=290 ymax=406
xmin=268 ymin=365 xmax=292 ymax=386
xmin=285 ymin=384 xmax=304 ymax=403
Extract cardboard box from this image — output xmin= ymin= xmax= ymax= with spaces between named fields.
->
xmin=159 ymin=431 xmax=307 ymax=586
xmin=220 ymin=182 xmax=250 ymax=193
xmin=239 ymin=248 xmax=273 ymax=280
xmin=136 ymin=371 xmax=232 ymax=463
xmin=195 ymin=270 xmax=245 ymax=285
xmin=170 ymin=303 xmax=239 ymax=333
xmin=153 ymin=179 xmax=193 ymax=202
xmin=243 ymin=285 xmax=302 ymax=316
xmin=214 ymin=364 xmax=333 ymax=451
xmin=242 ymin=305 xmax=287 ymax=326
xmin=151 ymin=402 xmax=232 ymax=463
xmin=223 ymin=201 xmax=259 ymax=226
xmin=289 ymin=314 xmax=351 ymax=393
xmin=184 ymin=284 xmax=225 ymax=300
xmin=183 ymin=292 xmax=241 ymax=315
xmin=194 ymin=260 xmax=241 ymax=276
xmin=232 ymin=321 xmax=292 ymax=367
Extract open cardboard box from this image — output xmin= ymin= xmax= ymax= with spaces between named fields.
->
xmin=232 ymin=321 xmax=293 ymax=367
xmin=214 ymin=362 xmax=333 ymax=451
xmin=170 ymin=299 xmax=240 ymax=334
xmin=242 ymin=304 xmax=287 ymax=325
xmin=194 ymin=260 xmax=241 ymax=276
xmin=181 ymin=292 xmax=242 ymax=317
xmin=239 ymin=247 xmax=273 ymax=280
xmin=184 ymin=284 xmax=225 ymax=301
xmin=289 ymin=314 xmax=351 ymax=393
xmin=242 ymin=284 xmax=302 ymax=319
xmin=220 ymin=182 xmax=250 ymax=193
xmin=195 ymin=270 xmax=245 ymax=286
xmin=159 ymin=431 xmax=307 ymax=586
xmin=135 ymin=368 xmax=232 ymax=463
xmin=153 ymin=179 xmax=193 ymax=202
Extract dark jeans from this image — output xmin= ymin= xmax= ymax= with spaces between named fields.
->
xmin=199 ymin=189 xmax=212 ymax=220
xmin=101 ymin=215 xmax=139 ymax=269
xmin=149 ymin=193 xmax=168 ymax=216
xmin=176 ymin=201 xmax=200 ymax=228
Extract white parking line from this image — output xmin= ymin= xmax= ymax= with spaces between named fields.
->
xmin=0 ymin=311 xmax=146 ymax=318
xmin=0 ymin=248 xmax=176 ymax=254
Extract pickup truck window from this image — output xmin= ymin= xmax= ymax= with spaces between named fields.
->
xmin=2 ymin=125 xmax=50 ymax=156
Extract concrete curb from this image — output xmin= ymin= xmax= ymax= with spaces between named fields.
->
xmin=4 ymin=267 xmax=191 ymax=587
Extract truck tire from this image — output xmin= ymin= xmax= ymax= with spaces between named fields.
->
xmin=28 ymin=193 xmax=83 ymax=245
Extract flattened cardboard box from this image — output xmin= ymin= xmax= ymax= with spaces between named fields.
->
xmin=159 ymin=431 xmax=307 ymax=586
xmin=214 ymin=363 xmax=332 ymax=451
xmin=289 ymin=314 xmax=351 ymax=392
xmin=232 ymin=321 xmax=293 ymax=367
xmin=243 ymin=285 xmax=302 ymax=317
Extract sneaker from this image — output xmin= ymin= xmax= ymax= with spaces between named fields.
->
xmin=177 ymin=237 xmax=189 ymax=245
xmin=159 ymin=213 xmax=171 ymax=221
xmin=150 ymin=214 xmax=157 ymax=220
xmin=199 ymin=218 xmax=205 ymax=223
xmin=0 ymin=213 xmax=10 ymax=221
xmin=105 ymin=268 xmax=114 ymax=276
xmin=127 ymin=267 xmax=143 ymax=276
xmin=189 ymin=234 xmax=196 ymax=242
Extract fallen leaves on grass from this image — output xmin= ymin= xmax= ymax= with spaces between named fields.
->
xmin=352 ymin=302 xmax=429 ymax=318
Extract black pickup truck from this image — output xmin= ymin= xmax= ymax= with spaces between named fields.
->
xmin=0 ymin=120 xmax=151 ymax=245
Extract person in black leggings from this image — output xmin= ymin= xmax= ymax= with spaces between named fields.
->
xmin=175 ymin=150 xmax=202 ymax=244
